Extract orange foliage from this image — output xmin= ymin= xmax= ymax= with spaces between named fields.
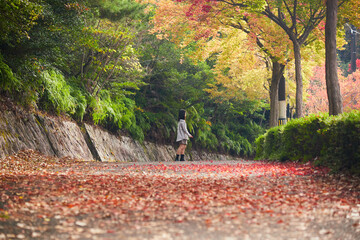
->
xmin=305 ymin=65 xmax=360 ymax=114
xmin=146 ymin=0 xmax=220 ymax=46
xmin=342 ymin=71 xmax=360 ymax=111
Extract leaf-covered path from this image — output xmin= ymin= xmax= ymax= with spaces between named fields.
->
xmin=1 ymin=150 xmax=359 ymax=239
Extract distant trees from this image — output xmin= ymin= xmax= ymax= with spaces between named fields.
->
xmin=0 ymin=0 xmax=358 ymax=155
xmin=0 ymin=0 xmax=266 ymax=155
xmin=305 ymin=65 xmax=360 ymax=114
xmin=147 ymin=0 xmax=360 ymax=118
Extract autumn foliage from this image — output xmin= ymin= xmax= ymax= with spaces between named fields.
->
xmin=1 ymin=150 xmax=359 ymax=238
xmin=305 ymin=65 xmax=360 ymax=114
xmin=348 ymin=59 xmax=360 ymax=73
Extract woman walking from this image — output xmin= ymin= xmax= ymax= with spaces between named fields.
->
xmin=175 ymin=109 xmax=193 ymax=161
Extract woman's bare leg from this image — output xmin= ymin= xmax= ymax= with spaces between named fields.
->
xmin=177 ymin=144 xmax=186 ymax=154
xmin=180 ymin=144 xmax=186 ymax=154
xmin=176 ymin=144 xmax=184 ymax=155
xmin=176 ymin=145 xmax=181 ymax=155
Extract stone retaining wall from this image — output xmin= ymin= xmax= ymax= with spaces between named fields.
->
xmin=0 ymin=110 xmax=239 ymax=162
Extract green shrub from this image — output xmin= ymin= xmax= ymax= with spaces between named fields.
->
xmin=262 ymin=126 xmax=283 ymax=160
xmin=196 ymin=125 xmax=218 ymax=151
xmin=255 ymin=111 xmax=360 ymax=174
xmin=0 ymin=54 xmax=21 ymax=93
xmin=69 ymin=85 xmax=87 ymax=122
xmin=40 ymin=69 xmax=77 ymax=115
xmin=318 ymin=111 xmax=360 ymax=173
xmin=254 ymin=135 xmax=265 ymax=159
xmin=235 ymin=135 xmax=252 ymax=156
xmin=128 ymin=123 xmax=145 ymax=142
xmin=12 ymin=59 xmax=44 ymax=107
xmin=88 ymin=91 xmax=146 ymax=141
xmin=281 ymin=113 xmax=327 ymax=161
xmin=140 ymin=111 xmax=177 ymax=143
xmin=89 ymin=91 xmax=133 ymax=129
xmin=237 ymin=120 xmax=266 ymax=143
xmin=211 ymin=122 xmax=255 ymax=157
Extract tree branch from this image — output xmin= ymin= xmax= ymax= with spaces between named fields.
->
xmin=298 ymin=7 xmax=326 ymax=45
xmin=282 ymin=0 xmax=295 ymax=30
xmin=263 ymin=7 xmax=294 ymax=41
xmin=293 ymin=0 xmax=298 ymax=35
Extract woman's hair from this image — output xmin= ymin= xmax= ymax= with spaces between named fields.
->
xmin=178 ymin=109 xmax=186 ymax=121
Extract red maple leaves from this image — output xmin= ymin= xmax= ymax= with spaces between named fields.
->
xmin=305 ymin=65 xmax=360 ymax=114
xmin=0 ymin=150 xmax=359 ymax=238
xmin=348 ymin=59 xmax=360 ymax=73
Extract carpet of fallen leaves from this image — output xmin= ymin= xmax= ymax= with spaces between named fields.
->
xmin=1 ymin=150 xmax=359 ymax=239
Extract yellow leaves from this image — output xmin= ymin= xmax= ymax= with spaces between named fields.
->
xmin=339 ymin=0 xmax=360 ymax=29
xmin=246 ymin=16 xmax=291 ymax=64
xmin=336 ymin=27 xmax=347 ymax=50
xmin=135 ymin=106 xmax=145 ymax=113
xmin=199 ymin=27 xmax=269 ymax=101
xmin=146 ymin=0 xmax=279 ymax=102
xmin=240 ymin=68 xmax=270 ymax=99
xmin=147 ymin=0 xmax=332 ymax=105
xmin=208 ymin=67 xmax=269 ymax=101
xmin=0 ymin=210 xmax=9 ymax=219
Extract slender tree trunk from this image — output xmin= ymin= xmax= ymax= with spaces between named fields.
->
xmin=269 ymin=61 xmax=285 ymax=127
xmin=293 ymin=41 xmax=303 ymax=118
xmin=325 ymin=0 xmax=343 ymax=115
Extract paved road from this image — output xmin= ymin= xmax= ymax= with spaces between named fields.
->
xmin=1 ymin=159 xmax=359 ymax=239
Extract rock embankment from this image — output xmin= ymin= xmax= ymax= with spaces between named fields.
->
xmin=0 ymin=109 xmax=237 ymax=162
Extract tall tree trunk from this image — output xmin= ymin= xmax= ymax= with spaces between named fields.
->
xmin=293 ymin=41 xmax=303 ymax=118
xmin=269 ymin=61 xmax=285 ymax=127
xmin=325 ymin=0 xmax=343 ymax=116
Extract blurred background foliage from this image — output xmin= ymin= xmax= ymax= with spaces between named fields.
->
xmin=0 ymin=0 xmax=282 ymax=157
xmin=1 ymin=1 xmax=358 ymax=159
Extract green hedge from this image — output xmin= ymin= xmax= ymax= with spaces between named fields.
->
xmin=255 ymin=111 xmax=360 ymax=174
